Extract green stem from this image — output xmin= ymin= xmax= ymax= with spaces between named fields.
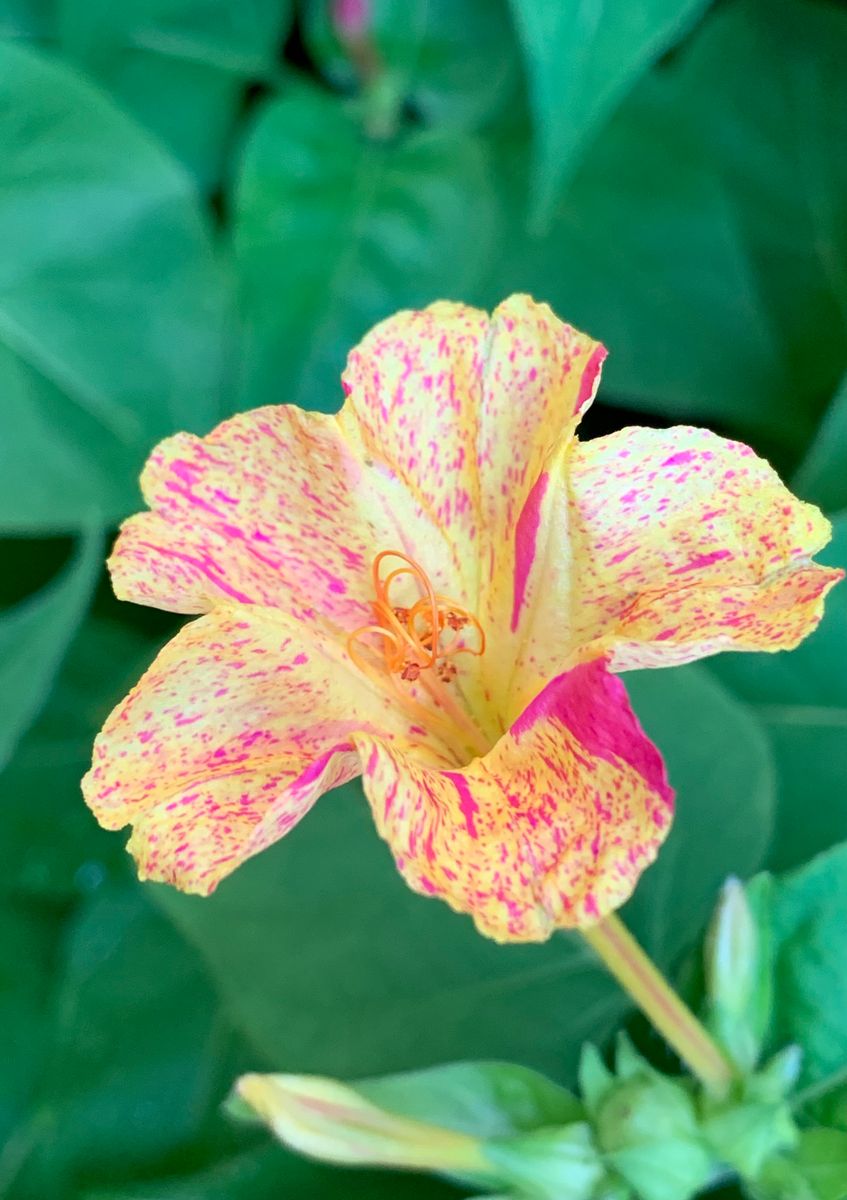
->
xmin=582 ymin=914 xmax=735 ymax=1093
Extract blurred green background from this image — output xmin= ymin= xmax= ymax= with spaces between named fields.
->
xmin=1 ymin=1 xmax=846 ymax=1197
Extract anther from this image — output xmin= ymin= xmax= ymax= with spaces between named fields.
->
xmin=346 ymin=550 xmax=485 ymax=686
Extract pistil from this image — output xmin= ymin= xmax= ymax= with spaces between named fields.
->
xmin=347 ymin=551 xmax=490 ymax=759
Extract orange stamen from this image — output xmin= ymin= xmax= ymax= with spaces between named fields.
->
xmin=347 ymin=551 xmax=485 ymax=686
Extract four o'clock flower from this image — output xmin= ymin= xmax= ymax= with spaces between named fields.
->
xmin=82 ymin=296 xmax=841 ymax=942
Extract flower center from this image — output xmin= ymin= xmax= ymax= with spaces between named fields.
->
xmin=347 ymin=550 xmax=485 ymax=682
xmin=347 ymin=551 xmax=490 ymax=759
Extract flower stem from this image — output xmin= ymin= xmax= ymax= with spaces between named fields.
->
xmin=582 ymin=913 xmax=735 ymax=1093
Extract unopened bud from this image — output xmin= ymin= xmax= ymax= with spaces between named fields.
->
xmin=596 ymin=1073 xmax=699 ymax=1153
xmin=234 ymin=1073 xmax=486 ymax=1174
xmin=595 ymin=1072 xmax=713 ymax=1200
xmin=332 ymin=0 xmax=369 ymax=39
xmin=705 ymin=877 xmax=767 ymax=1071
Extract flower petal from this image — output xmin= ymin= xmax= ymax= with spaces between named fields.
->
xmin=564 ymin=427 xmax=842 ymax=671
xmin=339 ymin=295 xmax=603 ymax=584
xmin=111 ymin=297 xmax=604 ymax=653
xmin=338 ymin=294 xmax=604 ymax=721
xmin=354 ymin=658 xmax=673 ymax=943
xmin=109 ymin=406 xmax=398 ymax=625
xmin=83 ymin=605 xmax=432 ymax=893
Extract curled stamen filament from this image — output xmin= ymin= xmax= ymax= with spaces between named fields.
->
xmin=348 ymin=551 xmax=484 ymax=682
xmin=346 ymin=551 xmax=489 ymax=757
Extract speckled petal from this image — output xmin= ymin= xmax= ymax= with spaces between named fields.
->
xmin=82 ymin=605 xmax=427 ymax=893
xmin=562 ymin=427 xmax=842 ymax=671
xmin=110 ymin=297 xmax=604 ymax=659
xmin=109 ymin=405 xmax=397 ymax=626
xmin=354 ymin=658 xmax=673 ymax=943
xmin=338 ymin=294 xmax=605 ymax=721
xmin=339 ymin=295 xmax=603 ymax=576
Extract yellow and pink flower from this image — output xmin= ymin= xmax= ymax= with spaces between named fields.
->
xmin=83 ymin=296 xmax=840 ymax=942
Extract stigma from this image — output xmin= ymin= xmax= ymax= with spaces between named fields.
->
xmin=347 ymin=551 xmax=485 ymax=684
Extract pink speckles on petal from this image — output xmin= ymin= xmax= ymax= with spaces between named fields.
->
xmin=353 ymin=653 xmax=672 ymax=942
xmin=444 ymin=772 xmax=480 ymax=838
xmin=671 ymin=549 xmax=733 ymax=574
xmin=89 ymin=295 xmax=839 ymax=942
xmin=82 ymin=604 xmax=418 ymax=894
xmin=510 ymin=658 xmax=673 ymax=811
xmin=566 ymin=425 xmax=840 ymax=671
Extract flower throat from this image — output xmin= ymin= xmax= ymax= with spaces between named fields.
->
xmin=347 ymin=551 xmax=489 ymax=759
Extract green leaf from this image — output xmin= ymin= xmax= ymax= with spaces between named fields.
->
xmin=0 ymin=606 xmax=160 ymax=1171
xmin=754 ymin=1129 xmax=847 ymax=1200
xmin=606 ymin=1139 xmax=713 ymax=1200
xmin=56 ymin=0 xmax=292 ymax=188
xmin=622 ymin=666 xmax=775 ymax=966
xmin=506 ymin=0 xmax=709 ymax=222
xmin=304 ymin=0 xmax=519 ymax=130
xmin=27 ymin=885 xmax=246 ymax=1186
xmin=0 ymin=530 xmax=100 ymax=770
xmin=0 ymin=898 xmax=56 ymax=1161
xmin=793 ymin=375 xmax=847 ymax=515
xmin=483 ymin=1124 xmax=605 ymax=1200
xmin=0 ymin=0 xmax=50 ymax=38
xmin=0 ymin=41 xmax=230 ymax=532
xmin=747 ymin=844 xmax=847 ymax=1102
xmin=233 ymin=82 xmax=496 ymax=414
xmin=358 ymin=1062 xmax=581 ymax=1137
xmin=794 ymin=1129 xmax=847 ymax=1200
xmin=150 ymin=662 xmax=773 ymax=1085
xmin=0 ymin=612 xmax=170 ymax=903
xmin=702 ymin=1100 xmax=797 ymax=1181
xmin=80 ymin=1145 xmax=458 ymax=1200
xmin=487 ymin=0 xmax=847 ymax=450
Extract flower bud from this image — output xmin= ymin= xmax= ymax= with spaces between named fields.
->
xmin=332 ymin=0 xmax=369 ymax=39
xmin=705 ymin=876 xmax=768 ymax=1071
xmin=234 ymin=1073 xmax=486 ymax=1175
xmin=594 ymin=1070 xmax=713 ymax=1200
xmin=596 ymin=1073 xmax=700 ymax=1153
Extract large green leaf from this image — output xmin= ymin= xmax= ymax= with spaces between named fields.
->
xmin=621 ymin=667 xmax=774 ymax=966
xmin=0 ymin=531 xmax=100 ymax=771
xmin=303 ymin=0 xmax=519 ymax=130
xmin=506 ymin=0 xmax=709 ymax=221
xmin=21 ymin=886 xmax=246 ymax=1188
xmin=358 ymin=1061 xmax=581 ymax=1135
xmin=151 ymin=664 xmax=773 ymax=1085
xmin=0 ymin=41 xmax=230 ymax=532
xmin=0 ymin=0 xmax=50 ymax=38
xmin=0 ymin=612 xmax=172 ymax=904
xmin=794 ymin=374 xmax=847 ymax=515
xmin=80 ymin=1145 xmax=457 ymax=1200
xmin=0 ymin=607 xmax=173 ymax=1184
xmin=486 ymin=0 xmax=847 ymax=452
xmin=57 ymin=0 xmax=292 ymax=187
xmin=711 ymin=515 xmax=847 ymax=873
xmin=754 ymin=1129 xmax=847 ymax=1200
xmin=233 ymin=81 xmax=497 ymax=413
xmin=748 ymin=844 xmax=847 ymax=1100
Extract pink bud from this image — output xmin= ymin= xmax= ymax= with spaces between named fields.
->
xmin=333 ymin=0 xmax=370 ymax=39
